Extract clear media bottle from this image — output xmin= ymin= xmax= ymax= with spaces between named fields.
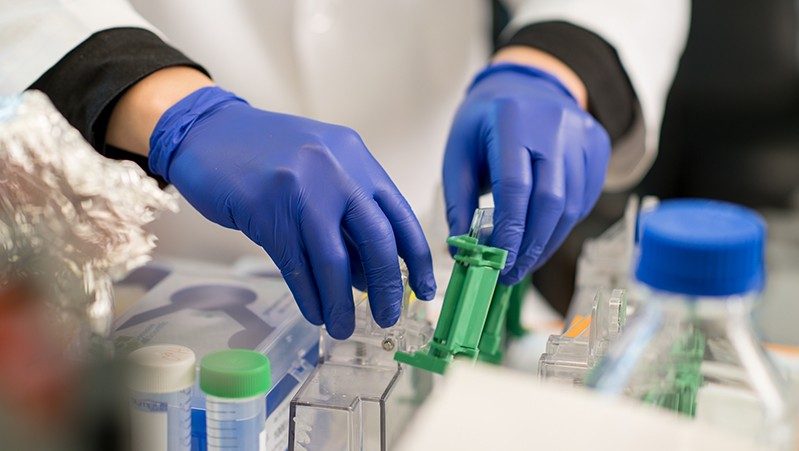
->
xmin=588 ymin=199 xmax=794 ymax=449
xmin=201 ymin=349 xmax=272 ymax=451
xmin=127 ymin=344 xmax=196 ymax=451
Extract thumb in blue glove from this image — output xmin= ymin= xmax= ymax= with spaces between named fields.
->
xmin=149 ymin=87 xmax=436 ymax=339
xmin=443 ymin=63 xmax=611 ymax=285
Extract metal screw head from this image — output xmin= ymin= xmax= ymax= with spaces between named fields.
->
xmin=382 ymin=338 xmax=396 ymax=351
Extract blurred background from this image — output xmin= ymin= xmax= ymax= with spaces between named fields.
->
xmin=4 ymin=1 xmax=799 ymax=449
xmin=536 ymin=0 xmax=799 ymax=343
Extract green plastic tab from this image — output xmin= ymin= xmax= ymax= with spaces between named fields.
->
xmin=642 ymin=328 xmax=705 ymax=416
xmin=479 ymin=278 xmax=530 ymax=364
xmin=477 ymin=283 xmax=513 ymax=364
xmin=395 ymin=235 xmax=507 ymax=374
xmin=505 ymin=278 xmax=530 ymax=338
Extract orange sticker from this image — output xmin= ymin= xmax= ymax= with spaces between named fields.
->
xmin=564 ymin=315 xmax=592 ymax=338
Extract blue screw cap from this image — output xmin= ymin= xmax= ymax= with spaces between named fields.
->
xmin=635 ymin=199 xmax=766 ymax=297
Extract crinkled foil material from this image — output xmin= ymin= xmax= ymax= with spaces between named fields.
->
xmin=0 ymin=91 xmax=178 ymax=337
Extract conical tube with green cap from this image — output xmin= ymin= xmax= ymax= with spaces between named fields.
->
xmin=201 ymin=349 xmax=272 ymax=451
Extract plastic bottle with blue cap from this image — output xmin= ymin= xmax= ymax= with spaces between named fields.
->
xmin=587 ymin=199 xmax=793 ymax=449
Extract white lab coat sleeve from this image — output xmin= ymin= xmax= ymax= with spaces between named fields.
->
xmin=503 ymin=0 xmax=691 ymax=191
xmin=0 ymin=0 xmax=159 ymax=95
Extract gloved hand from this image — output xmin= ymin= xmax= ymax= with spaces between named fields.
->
xmin=444 ymin=63 xmax=611 ymax=285
xmin=149 ymin=87 xmax=436 ymax=339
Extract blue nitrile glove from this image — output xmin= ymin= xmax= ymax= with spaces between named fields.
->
xmin=149 ymin=87 xmax=436 ymax=339
xmin=444 ymin=63 xmax=611 ymax=285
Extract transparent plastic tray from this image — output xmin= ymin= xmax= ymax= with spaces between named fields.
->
xmin=538 ymin=197 xmax=641 ymax=386
xmin=289 ymin=266 xmax=434 ymax=450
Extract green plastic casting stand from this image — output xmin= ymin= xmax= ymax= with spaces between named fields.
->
xmin=394 ymin=235 xmax=507 ymax=374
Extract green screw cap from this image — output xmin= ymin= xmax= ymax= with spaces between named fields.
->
xmin=200 ymin=349 xmax=271 ymax=399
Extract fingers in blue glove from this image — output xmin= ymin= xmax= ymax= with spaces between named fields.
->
xmin=374 ymin=189 xmax=437 ymax=300
xmin=581 ymin=121 xmax=612 ymax=218
xmin=484 ymin=99 xmax=534 ymax=272
xmin=298 ymin=209 xmax=356 ymax=339
xmin=343 ymin=191 xmax=404 ymax=329
xmin=501 ymin=145 xmax=565 ymax=285
xmin=343 ymin=233 xmax=368 ymax=292
xmin=442 ymin=110 xmax=481 ymax=255
xmin=326 ymin=129 xmax=436 ymax=304
xmin=279 ymin=249 xmax=325 ymax=327
xmin=516 ymin=127 xmax=586 ymax=279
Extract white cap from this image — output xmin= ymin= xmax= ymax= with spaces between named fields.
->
xmin=127 ymin=344 xmax=196 ymax=393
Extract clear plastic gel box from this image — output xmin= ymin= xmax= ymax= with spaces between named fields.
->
xmin=113 ymin=261 xmax=319 ymax=451
xmin=289 ymin=268 xmax=435 ymax=451
xmin=538 ymin=195 xmax=641 ymax=386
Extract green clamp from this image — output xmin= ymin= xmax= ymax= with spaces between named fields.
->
xmin=395 ymin=235 xmax=507 ymax=374
xmin=505 ymin=278 xmax=530 ymax=338
xmin=476 ymin=283 xmax=512 ymax=364
xmin=477 ymin=279 xmax=532 ymax=364
xmin=642 ymin=328 xmax=705 ymax=417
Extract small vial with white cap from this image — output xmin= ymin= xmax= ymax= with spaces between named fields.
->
xmin=127 ymin=344 xmax=196 ymax=451
xmin=201 ymin=349 xmax=272 ymax=451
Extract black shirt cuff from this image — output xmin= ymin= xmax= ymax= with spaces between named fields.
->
xmin=28 ymin=27 xmax=209 ymax=178
xmin=499 ymin=21 xmax=637 ymax=142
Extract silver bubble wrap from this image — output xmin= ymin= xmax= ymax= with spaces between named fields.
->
xmin=0 ymin=91 xmax=178 ymax=336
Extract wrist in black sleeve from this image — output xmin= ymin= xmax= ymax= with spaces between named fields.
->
xmin=28 ymin=27 xmax=209 ymax=178
xmin=499 ymin=21 xmax=637 ymax=142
